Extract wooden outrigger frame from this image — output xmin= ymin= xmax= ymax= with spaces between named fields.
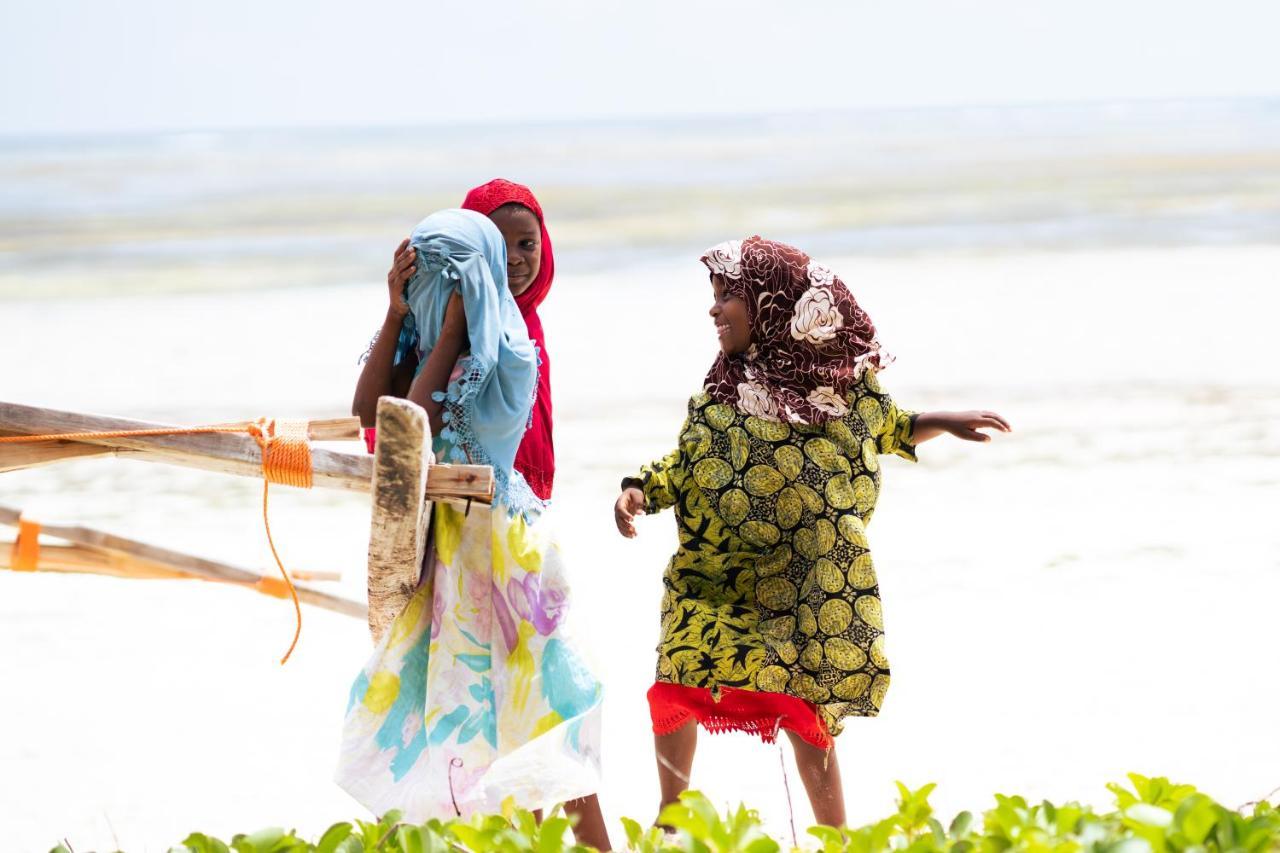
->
xmin=0 ymin=396 xmax=487 ymax=644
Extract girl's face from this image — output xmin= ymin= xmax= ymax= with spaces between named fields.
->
xmin=488 ymin=204 xmax=542 ymax=296
xmin=709 ymin=273 xmax=752 ymax=356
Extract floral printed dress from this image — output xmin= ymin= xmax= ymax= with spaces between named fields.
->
xmin=337 ymin=499 xmax=602 ymax=819
xmin=629 ymin=371 xmax=915 ymax=741
xmin=338 ymin=214 xmax=603 ymax=827
xmin=340 ymin=211 xmax=602 ymax=819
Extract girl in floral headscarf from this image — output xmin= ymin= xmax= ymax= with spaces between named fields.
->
xmin=615 ymin=236 xmax=1010 ymax=827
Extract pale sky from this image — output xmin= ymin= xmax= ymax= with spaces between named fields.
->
xmin=2 ymin=0 xmax=1278 ymax=136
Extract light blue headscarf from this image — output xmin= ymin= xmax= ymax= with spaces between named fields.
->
xmin=393 ymin=209 xmax=539 ymax=511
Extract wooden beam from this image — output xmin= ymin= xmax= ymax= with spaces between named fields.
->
xmin=0 ymin=401 xmax=493 ymax=502
xmin=286 ymin=569 xmax=342 ymax=582
xmin=1 ymin=542 xmax=194 ymax=580
xmin=307 ymin=417 xmax=362 ymax=441
xmin=366 ymin=396 xmax=434 ymax=642
xmin=212 ymin=417 xmax=363 ymax=442
xmin=0 ymin=402 xmax=371 ymax=491
xmin=0 ymin=434 xmax=130 ymax=473
xmin=0 ymin=506 xmax=366 ymax=620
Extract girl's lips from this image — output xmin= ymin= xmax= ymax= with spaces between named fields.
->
xmin=716 ymin=323 xmax=731 ymax=336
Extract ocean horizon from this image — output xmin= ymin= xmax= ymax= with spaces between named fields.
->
xmin=2 ymin=96 xmax=1279 ymax=302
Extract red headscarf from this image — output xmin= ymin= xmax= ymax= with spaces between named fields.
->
xmin=461 ymin=179 xmax=556 ymax=500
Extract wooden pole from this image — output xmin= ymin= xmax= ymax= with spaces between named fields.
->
xmin=0 ymin=505 xmax=366 ymax=620
xmin=0 ymin=432 xmax=127 ymax=473
xmin=365 ymin=396 xmax=435 ymax=642
xmin=0 ymin=401 xmax=493 ymax=502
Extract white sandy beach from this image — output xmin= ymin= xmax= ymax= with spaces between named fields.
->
xmin=2 ymin=245 xmax=1279 ymax=851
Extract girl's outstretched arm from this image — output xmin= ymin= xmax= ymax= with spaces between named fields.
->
xmin=352 ymin=238 xmax=417 ymax=425
xmin=406 ymin=291 xmax=469 ymax=437
xmin=911 ymin=410 xmax=1012 ymax=444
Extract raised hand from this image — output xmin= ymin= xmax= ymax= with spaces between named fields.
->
xmin=386 ymin=238 xmax=415 ymax=318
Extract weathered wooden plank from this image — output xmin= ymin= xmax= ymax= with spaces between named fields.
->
xmin=0 ymin=402 xmax=372 ymax=491
xmin=285 ymin=569 xmax=342 ymax=582
xmin=0 ymin=433 xmax=130 ymax=473
xmin=423 ymin=463 xmax=493 ymax=503
xmin=366 ymin=396 xmax=434 ymax=642
xmin=305 ymin=417 xmax=362 ymax=441
xmin=0 ymin=401 xmax=493 ymax=502
xmin=214 ymin=417 xmax=362 ymax=442
xmin=0 ymin=505 xmax=366 ymax=620
xmin=0 ymin=542 xmax=193 ymax=579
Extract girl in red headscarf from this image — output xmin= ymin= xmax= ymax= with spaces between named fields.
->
xmin=353 ymin=180 xmax=556 ymax=502
xmin=352 ymin=181 xmax=609 ymax=849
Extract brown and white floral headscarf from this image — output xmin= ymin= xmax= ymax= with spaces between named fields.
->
xmin=702 ymin=236 xmax=890 ymax=425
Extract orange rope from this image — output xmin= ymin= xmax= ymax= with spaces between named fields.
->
xmin=246 ymin=417 xmax=310 ymax=664
xmin=0 ymin=418 xmax=313 ymax=664
xmin=10 ymin=517 xmax=40 ymax=571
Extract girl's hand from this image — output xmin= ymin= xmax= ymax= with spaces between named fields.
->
xmin=386 ymin=238 xmax=415 ymax=318
xmin=615 ymin=487 xmax=646 ymax=538
xmin=915 ymin=410 xmax=1012 ymax=443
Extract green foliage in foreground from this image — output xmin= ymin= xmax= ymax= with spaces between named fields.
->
xmin=51 ymin=773 xmax=1280 ymax=853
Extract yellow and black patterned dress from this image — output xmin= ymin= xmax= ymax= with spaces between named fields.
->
xmin=628 ymin=371 xmax=916 ymax=738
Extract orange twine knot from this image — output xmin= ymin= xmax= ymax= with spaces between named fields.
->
xmin=247 ymin=418 xmax=313 ymax=489
xmin=1 ymin=416 xmax=316 ymax=665
xmin=245 ymin=417 xmax=312 ymax=664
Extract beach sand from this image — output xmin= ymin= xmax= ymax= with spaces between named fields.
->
xmin=2 ymin=245 xmax=1279 ymax=850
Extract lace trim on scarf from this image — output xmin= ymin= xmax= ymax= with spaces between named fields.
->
xmin=358 ymin=329 xmax=380 ymax=365
xmin=432 ymin=346 xmax=547 ymax=522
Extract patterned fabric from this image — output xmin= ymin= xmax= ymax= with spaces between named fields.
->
xmin=627 ymin=371 xmax=916 ymax=737
xmin=398 ymin=209 xmax=542 ymax=517
xmin=337 ymin=501 xmax=603 ymax=819
xmin=702 ymin=237 xmax=890 ymax=426
xmin=462 ymin=179 xmax=557 ymax=501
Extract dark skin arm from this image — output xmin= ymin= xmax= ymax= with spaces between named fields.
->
xmin=352 ymin=238 xmax=418 ymax=426
xmin=909 ymin=410 xmax=1011 ymax=443
xmin=615 ymin=411 xmax=1011 ymax=538
xmin=352 ymin=238 xmax=470 ymax=433
xmin=406 ymin=292 xmax=469 ymax=437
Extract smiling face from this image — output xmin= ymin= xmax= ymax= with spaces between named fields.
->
xmin=487 ymin=203 xmax=542 ymax=296
xmin=709 ymin=273 xmax=752 ymax=356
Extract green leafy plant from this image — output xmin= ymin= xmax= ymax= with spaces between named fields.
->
xmin=51 ymin=775 xmax=1278 ymax=853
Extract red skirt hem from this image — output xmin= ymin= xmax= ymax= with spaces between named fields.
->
xmin=647 ymin=682 xmax=832 ymax=749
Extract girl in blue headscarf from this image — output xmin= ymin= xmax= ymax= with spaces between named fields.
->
xmin=337 ymin=210 xmax=606 ymax=844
